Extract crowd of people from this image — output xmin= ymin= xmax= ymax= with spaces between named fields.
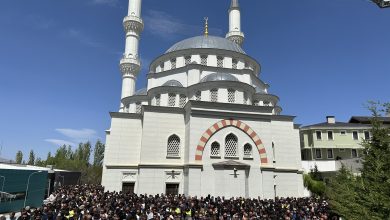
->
xmin=4 ymin=185 xmax=334 ymax=220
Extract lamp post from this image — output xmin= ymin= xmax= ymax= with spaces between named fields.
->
xmin=24 ymin=171 xmax=43 ymax=207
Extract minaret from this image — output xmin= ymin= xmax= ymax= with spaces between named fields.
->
xmin=226 ymin=0 xmax=245 ymax=46
xmin=119 ymin=0 xmax=144 ymax=112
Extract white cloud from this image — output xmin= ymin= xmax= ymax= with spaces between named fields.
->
xmin=45 ymin=139 xmax=76 ymax=147
xmin=61 ymin=28 xmax=104 ymax=48
xmin=144 ymin=10 xmax=223 ymax=40
xmin=56 ymin=128 xmax=97 ymax=141
xmin=45 ymin=128 xmax=100 ymax=147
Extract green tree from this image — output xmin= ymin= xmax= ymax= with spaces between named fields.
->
xmin=27 ymin=150 xmax=35 ymax=165
xmin=303 ymin=165 xmax=325 ymax=197
xmin=359 ymin=102 xmax=390 ymax=219
xmin=15 ymin=150 xmax=23 ymax=164
xmin=93 ymin=140 xmax=105 ymax=167
xmin=325 ymin=102 xmax=390 ymax=219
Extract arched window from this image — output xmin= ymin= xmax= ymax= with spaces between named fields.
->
xmin=201 ymin=55 xmax=208 ymax=66
xmin=232 ymin=59 xmax=238 ymax=69
xmin=217 ymin=56 xmax=224 ymax=67
xmin=225 ymin=134 xmax=238 ymax=157
xmin=171 ymin=58 xmax=177 ymax=69
xmin=228 ymin=89 xmax=236 ymax=103
xmin=195 ymin=91 xmax=201 ymax=101
xmin=167 ymin=135 xmax=180 ymax=157
xmin=210 ymin=89 xmax=218 ymax=102
xmin=155 ymin=95 xmax=161 ymax=106
xmin=179 ymin=95 xmax=187 ymax=108
xmin=168 ymin=93 xmax=176 ymax=107
xmin=243 ymin=92 xmax=248 ymax=104
xmin=135 ymin=102 xmax=142 ymax=114
xmin=160 ymin=62 xmax=165 ymax=71
xmin=210 ymin=142 xmax=220 ymax=157
xmin=185 ymin=56 xmax=191 ymax=65
xmin=243 ymin=143 xmax=253 ymax=158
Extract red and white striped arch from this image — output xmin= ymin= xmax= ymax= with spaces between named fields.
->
xmin=194 ymin=119 xmax=268 ymax=165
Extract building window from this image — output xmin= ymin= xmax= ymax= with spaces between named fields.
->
xmin=210 ymin=89 xmax=218 ymax=102
xmin=364 ymin=131 xmax=370 ymax=140
xmin=352 ymin=131 xmax=359 ymax=140
xmin=315 ymin=149 xmax=322 ymax=159
xmin=243 ymin=92 xmax=248 ymax=104
xmin=244 ymin=61 xmax=249 ymax=69
xmin=225 ymin=133 xmax=238 ymax=158
xmin=171 ymin=58 xmax=176 ymax=69
xmin=316 ymin=131 xmax=322 ymax=140
xmin=195 ymin=91 xmax=201 ymax=101
xmin=179 ymin=95 xmax=187 ymax=108
xmin=217 ymin=56 xmax=224 ymax=67
xmin=201 ymin=55 xmax=208 ymax=66
xmin=185 ymin=56 xmax=191 ymax=65
xmin=253 ymin=100 xmax=259 ymax=106
xmin=352 ymin=149 xmax=358 ymax=158
xmin=210 ymin=142 xmax=220 ymax=157
xmin=227 ymin=89 xmax=236 ymax=103
xmin=263 ymin=101 xmax=270 ymax=106
xmin=167 ymin=135 xmax=180 ymax=157
xmin=155 ymin=95 xmax=161 ymax=106
xmin=272 ymin=142 xmax=276 ymax=163
xmin=135 ymin=102 xmax=142 ymax=114
xmin=160 ymin=62 xmax=165 ymax=71
xmin=327 ymin=149 xmax=333 ymax=159
xmin=340 ymin=130 xmax=346 ymax=135
xmin=168 ymin=93 xmax=176 ymax=107
xmin=243 ymin=143 xmax=253 ymax=158
xmin=327 ymin=131 xmax=334 ymax=140
xmin=232 ymin=59 xmax=238 ymax=69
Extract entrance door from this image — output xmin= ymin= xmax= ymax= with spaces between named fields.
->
xmin=166 ymin=184 xmax=179 ymax=195
xmin=122 ymin=182 xmax=135 ymax=194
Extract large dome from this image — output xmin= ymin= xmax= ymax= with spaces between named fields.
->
xmin=165 ymin=36 xmax=245 ymax=54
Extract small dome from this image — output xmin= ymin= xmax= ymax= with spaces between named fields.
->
xmin=135 ymin=88 xmax=147 ymax=95
xmin=162 ymin=80 xmax=183 ymax=87
xmin=166 ymin=35 xmax=245 ymax=54
xmin=200 ymin=73 xmax=239 ymax=83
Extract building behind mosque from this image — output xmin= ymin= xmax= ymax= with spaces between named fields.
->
xmin=102 ymin=0 xmax=305 ymax=198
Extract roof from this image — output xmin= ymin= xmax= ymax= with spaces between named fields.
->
xmin=300 ymin=122 xmax=370 ymax=129
xmin=200 ymin=72 xmax=239 ymax=83
xmin=349 ymin=116 xmax=390 ymax=124
xmin=0 ymin=163 xmax=68 ymax=172
xmin=165 ymin=35 xmax=245 ymax=54
xmin=162 ymin=80 xmax=183 ymax=87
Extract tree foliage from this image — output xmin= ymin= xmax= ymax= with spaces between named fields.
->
xmin=15 ymin=140 xmax=105 ymax=184
xmin=28 ymin=150 xmax=35 ymax=165
xmin=304 ymin=165 xmax=326 ymax=196
xmin=15 ymin=150 xmax=23 ymax=164
xmin=325 ymin=102 xmax=390 ymax=219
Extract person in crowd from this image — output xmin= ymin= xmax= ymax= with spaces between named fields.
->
xmin=18 ymin=184 xmax=333 ymax=220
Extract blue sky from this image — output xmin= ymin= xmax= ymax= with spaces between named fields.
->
xmin=0 ymin=0 xmax=389 ymax=160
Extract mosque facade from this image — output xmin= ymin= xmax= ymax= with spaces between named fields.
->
xmin=101 ymin=0 xmax=304 ymax=198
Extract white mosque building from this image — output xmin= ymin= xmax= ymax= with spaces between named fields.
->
xmin=102 ymin=0 xmax=304 ymax=198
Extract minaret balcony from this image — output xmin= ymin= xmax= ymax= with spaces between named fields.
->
xmin=123 ymin=15 xmax=144 ymax=33
xmin=226 ymin=31 xmax=245 ymax=46
xmin=120 ymin=57 xmax=141 ymax=76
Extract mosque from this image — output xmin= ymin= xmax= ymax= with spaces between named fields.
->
xmin=101 ymin=0 xmax=304 ymax=198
